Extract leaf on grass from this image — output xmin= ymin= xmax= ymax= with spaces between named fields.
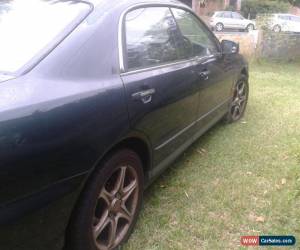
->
xmin=213 ymin=178 xmax=220 ymax=186
xmin=249 ymin=212 xmax=265 ymax=223
xmin=282 ymin=155 xmax=289 ymax=161
xmin=184 ymin=191 xmax=189 ymax=199
xmin=197 ymin=148 xmax=208 ymax=156
xmin=281 ymin=178 xmax=287 ymax=185
xmin=256 ymin=216 xmax=265 ymax=223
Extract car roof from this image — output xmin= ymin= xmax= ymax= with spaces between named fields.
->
xmin=85 ymin=0 xmax=187 ymax=9
xmin=274 ymin=13 xmax=292 ymax=16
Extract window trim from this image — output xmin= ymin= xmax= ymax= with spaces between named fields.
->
xmin=170 ymin=7 xmax=221 ymax=59
xmin=118 ymin=3 xmax=221 ymax=75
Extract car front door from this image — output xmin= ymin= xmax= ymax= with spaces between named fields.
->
xmin=232 ymin=12 xmax=246 ymax=29
xmin=290 ymin=16 xmax=300 ymax=32
xmin=172 ymin=8 xmax=234 ymax=133
xmin=120 ymin=7 xmax=199 ymax=176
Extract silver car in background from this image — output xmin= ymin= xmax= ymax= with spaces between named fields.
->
xmin=210 ymin=11 xmax=256 ymax=32
xmin=268 ymin=14 xmax=300 ymax=33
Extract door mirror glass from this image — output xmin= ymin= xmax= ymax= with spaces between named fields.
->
xmin=221 ymin=40 xmax=239 ymax=55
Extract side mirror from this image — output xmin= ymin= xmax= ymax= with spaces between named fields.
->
xmin=221 ymin=40 xmax=239 ymax=55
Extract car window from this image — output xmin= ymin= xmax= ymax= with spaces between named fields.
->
xmin=125 ymin=7 xmax=181 ymax=71
xmin=232 ymin=12 xmax=244 ymax=20
xmin=291 ymin=16 xmax=300 ymax=22
xmin=0 ymin=0 xmax=90 ymax=74
xmin=172 ymin=8 xmax=219 ymax=58
xmin=279 ymin=15 xmax=290 ymax=21
xmin=223 ymin=12 xmax=232 ymax=18
xmin=215 ymin=12 xmax=224 ymax=18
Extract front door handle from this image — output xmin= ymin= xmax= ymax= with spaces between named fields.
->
xmin=132 ymin=88 xmax=156 ymax=104
xmin=198 ymin=69 xmax=210 ymax=80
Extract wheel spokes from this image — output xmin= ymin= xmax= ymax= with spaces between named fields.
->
xmin=237 ymin=83 xmax=245 ymax=96
xmin=119 ymin=205 xmax=132 ymax=222
xmin=93 ymin=165 xmax=139 ymax=249
xmin=231 ymin=80 xmax=247 ymax=120
xmin=233 ymin=105 xmax=240 ymax=118
xmin=99 ymin=188 xmax=113 ymax=206
xmin=94 ymin=210 xmax=110 ymax=239
xmin=108 ymin=217 xmax=118 ymax=248
xmin=115 ymin=167 xmax=127 ymax=194
xmin=122 ymin=180 xmax=137 ymax=203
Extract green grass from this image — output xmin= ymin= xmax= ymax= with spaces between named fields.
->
xmin=124 ymin=61 xmax=300 ymax=250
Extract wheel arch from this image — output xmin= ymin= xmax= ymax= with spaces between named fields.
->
xmin=64 ymin=133 xmax=152 ymax=247
xmin=107 ymin=135 xmax=152 ymax=179
xmin=86 ymin=132 xmax=153 ymax=188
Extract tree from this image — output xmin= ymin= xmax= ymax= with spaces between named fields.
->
xmin=287 ymin=0 xmax=300 ymax=7
xmin=241 ymin=0 xmax=290 ymax=19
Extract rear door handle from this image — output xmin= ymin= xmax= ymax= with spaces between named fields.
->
xmin=132 ymin=88 xmax=156 ymax=104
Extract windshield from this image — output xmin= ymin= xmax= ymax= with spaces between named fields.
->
xmin=0 ymin=0 xmax=91 ymax=75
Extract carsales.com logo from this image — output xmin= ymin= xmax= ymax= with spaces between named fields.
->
xmin=241 ymin=236 xmax=296 ymax=247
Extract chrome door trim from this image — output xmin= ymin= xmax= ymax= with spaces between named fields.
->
xmin=155 ymin=122 xmax=196 ymax=151
xmin=154 ymin=98 xmax=231 ymax=151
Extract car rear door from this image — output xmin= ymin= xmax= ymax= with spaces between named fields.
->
xmin=172 ymin=8 xmax=234 ymax=131
xmin=222 ymin=12 xmax=235 ymax=29
xmin=120 ymin=7 xmax=199 ymax=173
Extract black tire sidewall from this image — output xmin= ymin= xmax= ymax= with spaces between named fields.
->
xmin=67 ymin=149 xmax=144 ymax=250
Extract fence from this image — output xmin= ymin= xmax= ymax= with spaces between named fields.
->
xmin=214 ymin=31 xmax=300 ymax=61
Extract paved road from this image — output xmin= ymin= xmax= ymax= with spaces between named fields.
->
xmin=214 ymin=31 xmax=250 ymax=35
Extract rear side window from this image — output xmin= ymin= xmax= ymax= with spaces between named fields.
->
xmin=125 ymin=7 xmax=180 ymax=71
xmin=215 ymin=12 xmax=224 ymax=18
xmin=0 ymin=0 xmax=91 ymax=74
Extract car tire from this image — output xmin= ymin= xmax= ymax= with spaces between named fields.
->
xmin=66 ymin=149 xmax=144 ymax=250
xmin=246 ymin=24 xmax=255 ymax=32
xmin=224 ymin=74 xmax=249 ymax=123
xmin=273 ymin=25 xmax=281 ymax=33
xmin=215 ymin=23 xmax=224 ymax=32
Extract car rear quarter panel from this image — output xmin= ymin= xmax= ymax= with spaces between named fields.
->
xmin=0 ymin=0 xmax=129 ymax=232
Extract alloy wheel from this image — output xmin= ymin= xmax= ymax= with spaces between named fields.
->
xmin=273 ymin=25 xmax=281 ymax=33
xmin=230 ymin=79 xmax=248 ymax=121
xmin=216 ymin=23 xmax=224 ymax=32
xmin=247 ymin=24 xmax=254 ymax=32
xmin=92 ymin=166 xmax=139 ymax=250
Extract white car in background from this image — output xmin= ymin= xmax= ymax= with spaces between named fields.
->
xmin=269 ymin=14 xmax=300 ymax=33
xmin=210 ymin=11 xmax=256 ymax=32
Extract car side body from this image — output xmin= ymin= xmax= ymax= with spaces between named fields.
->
xmin=0 ymin=0 xmax=248 ymax=249
xmin=210 ymin=11 xmax=256 ymax=32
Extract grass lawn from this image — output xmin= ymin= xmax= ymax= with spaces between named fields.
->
xmin=124 ymin=61 xmax=300 ymax=250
